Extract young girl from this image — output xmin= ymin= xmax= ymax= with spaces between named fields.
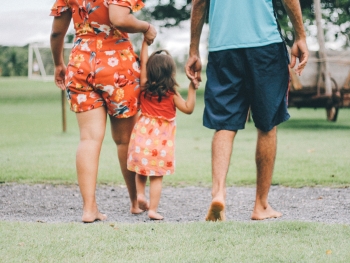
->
xmin=127 ymin=40 xmax=197 ymax=220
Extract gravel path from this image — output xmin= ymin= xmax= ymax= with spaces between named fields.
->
xmin=1 ymin=184 xmax=349 ymax=224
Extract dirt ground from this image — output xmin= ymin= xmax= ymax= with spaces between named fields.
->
xmin=1 ymin=183 xmax=350 ymax=224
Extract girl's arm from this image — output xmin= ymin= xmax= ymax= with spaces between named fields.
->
xmin=109 ymin=5 xmax=156 ymax=45
xmin=140 ymin=40 xmax=149 ymax=87
xmin=173 ymin=82 xmax=197 ymax=115
xmin=50 ymin=10 xmax=72 ymax=90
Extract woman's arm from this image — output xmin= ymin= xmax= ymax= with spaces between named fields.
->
xmin=50 ymin=10 xmax=72 ymax=90
xmin=109 ymin=5 xmax=156 ymax=45
xmin=173 ymin=82 xmax=197 ymax=115
xmin=140 ymin=40 xmax=149 ymax=87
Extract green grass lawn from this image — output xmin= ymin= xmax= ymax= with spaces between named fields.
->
xmin=1 ymin=77 xmax=349 ymax=186
xmin=1 ymin=77 xmax=350 ymax=262
xmin=0 ymin=77 xmax=349 ymax=186
xmin=1 ymin=221 xmax=350 ymax=262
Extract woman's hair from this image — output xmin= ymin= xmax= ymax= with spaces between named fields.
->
xmin=143 ymin=50 xmax=178 ymax=102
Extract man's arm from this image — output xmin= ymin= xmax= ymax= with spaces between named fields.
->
xmin=185 ymin=0 xmax=208 ymax=87
xmin=281 ymin=0 xmax=309 ymax=75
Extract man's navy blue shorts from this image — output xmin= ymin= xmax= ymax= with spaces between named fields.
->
xmin=204 ymin=42 xmax=290 ymax=132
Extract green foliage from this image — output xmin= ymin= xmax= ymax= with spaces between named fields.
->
xmin=144 ymin=0 xmax=192 ymax=27
xmin=274 ymin=0 xmax=350 ymax=47
xmin=1 ymin=221 xmax=350 ymax=262
xmin=0 ymin=46 xmax=28 ymax=77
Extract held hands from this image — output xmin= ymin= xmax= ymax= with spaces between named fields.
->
xmin=185 ymin=54 xmax=202 ymax=89
xmin=143 ymin=23 xmax=157 ymax=46
xmin=54 ymin=64 xmax=66 ymax=90
xmin=289 ymin=39 xmax=309 ymax=76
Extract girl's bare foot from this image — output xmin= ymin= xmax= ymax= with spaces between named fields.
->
xmin=205 ymin=201 xmax=226 ymax=221
xmin=130 ymin=207 xmax=144 ymax=214
xmin=148 ymin=210 xmax=163 ymax=220
xmin=137 ymin=194 xmax=149 ymax=211
xmin=251 ymin=204 xmax=282 ymax=220
xmin=82 ymin=210 xmax=107 ymax=223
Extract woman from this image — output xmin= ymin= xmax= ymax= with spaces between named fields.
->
xmin=50 ymin=0 xmax=156 ymax=222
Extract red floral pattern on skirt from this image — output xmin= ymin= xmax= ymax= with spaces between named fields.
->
xmin=127 ymin=114 xmax=176 ymax=176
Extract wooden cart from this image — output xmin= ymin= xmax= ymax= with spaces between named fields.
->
xmin=288 ymin=50 xmax=350 ymax=121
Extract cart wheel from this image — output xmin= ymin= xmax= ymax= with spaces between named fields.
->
xmin=326 ymin=107 xmax=339 ymax=122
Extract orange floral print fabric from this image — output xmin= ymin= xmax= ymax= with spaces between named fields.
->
xmin=127 ymin=114 xmax=176 ymax=176
xmin=50 ymin=0 xmax=144 ymax=117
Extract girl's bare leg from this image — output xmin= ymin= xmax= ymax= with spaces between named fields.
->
xmin=148 ymin=176 xmax=164 ymax=220
xmin=76 ymin=107 xmax=107 ymax=222
xmin=109 ymin=115 xmax=143 ymax=214
xmin=136 ymin=174 xmax=149 ymax=211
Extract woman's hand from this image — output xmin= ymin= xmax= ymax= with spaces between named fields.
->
xmin=54 ymin=64 xmax=66 ymax=90
xmin=144 ymin=24 xmax=157 ymax=45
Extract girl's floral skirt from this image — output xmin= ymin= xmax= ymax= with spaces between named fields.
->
xmin=127 ymin=114 xmax=176 ymax=176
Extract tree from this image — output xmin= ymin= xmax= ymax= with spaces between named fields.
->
xmin=0 ymin=46 xmax=28 ymax=77
xmin=144 ymin=0 xmax=350 ymax=48
xmin=144 ymin=0 xmax=192 ymax=27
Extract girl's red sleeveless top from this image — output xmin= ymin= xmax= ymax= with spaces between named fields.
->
xmin=140 ymin=91 xmax=176 ymax=121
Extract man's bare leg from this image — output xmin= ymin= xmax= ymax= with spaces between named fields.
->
xmin=251 ymin=127 xmax=282 ymax=220
xmin=76 ymin=107 xmax=107 ymax=223
xmin=136 ymin=174 xmax=149 ymax=211
xmin=206 ymin=130 xmax=236 ymax=221
xmin=110 ymin=115 xmax=143 ymax=214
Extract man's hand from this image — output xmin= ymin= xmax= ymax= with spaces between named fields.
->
xmin=54 ymin=64 xmax=66 ymax=90
xmin=290 ymin=39 xmax=309 ymax=76
xmin=185 ymin=54 xmax=202 ymax=88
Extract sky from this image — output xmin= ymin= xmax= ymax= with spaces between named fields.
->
xmin=2 ymin=0 xmax=55 ymax=46
xmin=1 ymin=0 xmax=208 ymax=59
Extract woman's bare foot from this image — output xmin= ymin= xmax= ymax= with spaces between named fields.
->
xmin=82 ymin=210 xmax=107 ymax=223
xmin=137 ymin=194 xmax=149 ymax=211
xmin=148 ymin=210 xmax=163 ymax=220
xmin=205 ymin=200 xmax=226 ymax=221
xmin=251 ymin=204 xmax=282 ymax=220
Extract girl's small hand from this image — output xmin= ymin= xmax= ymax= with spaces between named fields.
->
xmin=190 ymin=80 xmax=199 ymax=90
xmin=144 ymin=24 xmax=157 ymax=45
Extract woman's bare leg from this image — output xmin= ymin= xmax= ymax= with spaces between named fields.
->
xmin=136 ymin=174 xmax=149 ymax=211
xmin=109 ymin=115 xmax=143 ymax=214
xmin=76 ymin=107 xmax=107 ymax=222
xmin=148 ymin=176 xmax=163 ymax=220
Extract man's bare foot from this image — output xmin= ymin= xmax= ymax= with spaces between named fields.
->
xmin=148 ymin=210 xmax=164 ymax=220
xmin=82 ymin=211 xmax=107 ymax=223
xmin=251 ymin=204 xmax=282 ymax=220
xmin=137 ymin=195 xmax=149 ymax=211
xmin=205 ymin=201 xmax=225 ymax=222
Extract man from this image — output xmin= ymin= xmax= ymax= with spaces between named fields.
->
xmin=185 ymin=0 xmax=308 ymax=221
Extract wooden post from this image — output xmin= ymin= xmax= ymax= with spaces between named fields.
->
xmin=314 ymin=0 xmax=332 ymax=96
xmin=61 ymin=90 xmax=67 ymax=132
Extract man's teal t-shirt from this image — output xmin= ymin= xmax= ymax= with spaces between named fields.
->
xmin=208 ymin=0 xmax=283 ymax=51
